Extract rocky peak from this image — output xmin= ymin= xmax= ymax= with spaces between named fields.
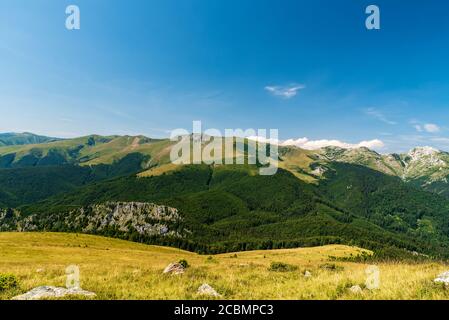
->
xmin=407 ymin=146 xmax=440 ymax=158
xmin=403 ymin=146 xmax=446 ymax=168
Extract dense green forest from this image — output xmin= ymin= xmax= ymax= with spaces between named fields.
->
xmin=4 ymin=163 xmax=448 ymax=258
xmin=0 ymin=153 xmax=148 ymax=207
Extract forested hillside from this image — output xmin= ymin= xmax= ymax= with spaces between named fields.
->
xmin=2 ymin=164 xmax=446 ymax=258
xmin=3 ymin=133 xmax=449 ymax=259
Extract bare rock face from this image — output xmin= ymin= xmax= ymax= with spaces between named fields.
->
xmin=68 ymin=202 xmax=182 ymax=237
xmin=197 ymin=283 xmax=221 ymax=297
xmin=2 ymin=202 xmax=186 ymax=239
xmin=11 ymin=286 xmax=96 ymax=300
xmin=434 ymin=271 xmax=449 ymax=286
xmin=163 ymin=263 xmax=185 ymax=275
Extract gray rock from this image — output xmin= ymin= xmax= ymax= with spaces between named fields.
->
xmin=197 ymin=283 xmax=221 ymax=297
xmin=163 ymin=262 xmax=185 ymax=275
xmin=304 ymin=270 xmax=312 ymax=278
xmin=348 ymin=285 xmax=363 ymax=294
xmin=11 ymin=286 xmax=96 ymax=300
xmin=434 ymin=271 xmax=449 ymax=286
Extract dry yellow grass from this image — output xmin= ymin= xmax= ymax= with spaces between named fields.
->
xmin=278 ymin=147 xmax=319 ymax=183
xmin=138 ymin=163 xmax=181 ymax=177
xmin=1 ymin=232 xmax=448 ymax=300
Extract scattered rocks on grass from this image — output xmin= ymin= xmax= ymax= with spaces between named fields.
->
xmin=11 ymin=286 xmax=96 ymax=300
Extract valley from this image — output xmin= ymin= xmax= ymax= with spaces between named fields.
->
xmin=2 ymin=133 xmax=449 ymax=260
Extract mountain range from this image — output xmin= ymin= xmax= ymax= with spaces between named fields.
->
xmin=0 ymin=132 xmax=60 ymax=147
xmin=2 ymin=132 xmax=449 ymax=258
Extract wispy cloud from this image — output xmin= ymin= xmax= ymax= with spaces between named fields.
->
xmin=264 ymin=84 xmax=305 ymax=99
xmin=413 ymin=122 xmax=440 ymax=133
xmin=364 ymin=108 xmax=397 ymax=125
xmin=423 ymin=123 xmax=440 ymax=133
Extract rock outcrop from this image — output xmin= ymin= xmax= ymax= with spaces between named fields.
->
xmin=348 ymin=285 xmax=363 ymax=294
xmin=163 ymin=263 xmax=186 ymax=275
xmin=0 ymin=202 xmax=185 ymax=239
xmin=11 ymin=286 xmax=96 ymax=300
xmin=434 ymin=271 xmax=449 ymax=286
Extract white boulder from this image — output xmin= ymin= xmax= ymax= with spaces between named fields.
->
xmin=12 ymin=286 xmax=96 ymax=300
xmin=348 ymin=285 xmax=363 ymax=294
xmin=163 ymin=262 xmax=185 ymax=275
xmin=434 ymin=271 xmax=449 ymax=286
xmin=197 ymin=283 xmax=221 ymax=297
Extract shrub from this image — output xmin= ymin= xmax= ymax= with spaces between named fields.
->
xmin=178 ymin=259 xmax=189 ymax=268
xmin=268 ymin=262 xmax=298 ymax=272
xmin=0 ymin=274 xmax=19 ymax=291
xmin=320 ymin=263 xmax=344 ymax=272
xmin=333 ymin=281 xmax=364 ymax=299
xmin=206 ymin=256 xmax=217 ymax=263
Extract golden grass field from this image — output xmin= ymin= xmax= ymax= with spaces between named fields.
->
xmin=1 ymin=232 xmax=449 ymax=300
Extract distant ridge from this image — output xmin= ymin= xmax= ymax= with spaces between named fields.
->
xmin=0 ymin=132 xmax=61 ymax=146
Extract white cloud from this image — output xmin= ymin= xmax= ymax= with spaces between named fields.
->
xmin=247 ymin=136 xmax=281 ymax=145
xmin=248 ymin=136 xmax=385 ymax=151
xmin=282 ymin=137 xmax=384 ymax=150
xmin=423 ymin=123 xmax=440 ymax=133
xmin=264 ymin=84 xmax=305 ymax=99
xmin=412 ymin=122 xmax=440 ymax=133
xmin=364 ymin=108 xmax=397 ymax=125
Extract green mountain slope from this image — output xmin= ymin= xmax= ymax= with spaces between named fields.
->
xmin=317 ymin=145 xmax=449 ymax=195
xmin=3 ymin=133 xmax=449 ymax=258
xmin=318 ymin=163 xmax=449 ymax=240
xmin=0 ymin=134 xmax=173 ymax=169
xmin=4 ymin=164 xmax=447 ymax=257
xmin=3 ymin=132 xmax=449 ymax=199
xmin=0 ymin=153 xmax=149 ymax=207
xmin=0 ymin=132 xmax=60 ymax=146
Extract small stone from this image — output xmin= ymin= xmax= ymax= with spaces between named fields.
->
xmin=304 ymin=270 xmax=312 ymax=278
xmin=11 ymin=286 xmax=96 ymax=300
xmin=36 ymin=268 xmax=45 ymax=273
xmin=434 ymin=271 xmax=449 ymax=286
xmin=197 ymin=283 xmax=221 ymax=297
xmin=163 ymin=262 xmax=185 ymax=275
xmin=348 ymin=285 xmax=363 ymax=294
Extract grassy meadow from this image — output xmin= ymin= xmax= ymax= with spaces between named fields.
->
xmin=1 ymin=232 xmax=449 ymax=300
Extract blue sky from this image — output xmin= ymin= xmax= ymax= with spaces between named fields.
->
xmin=1 ymin=0 xmax=449 ymax=153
